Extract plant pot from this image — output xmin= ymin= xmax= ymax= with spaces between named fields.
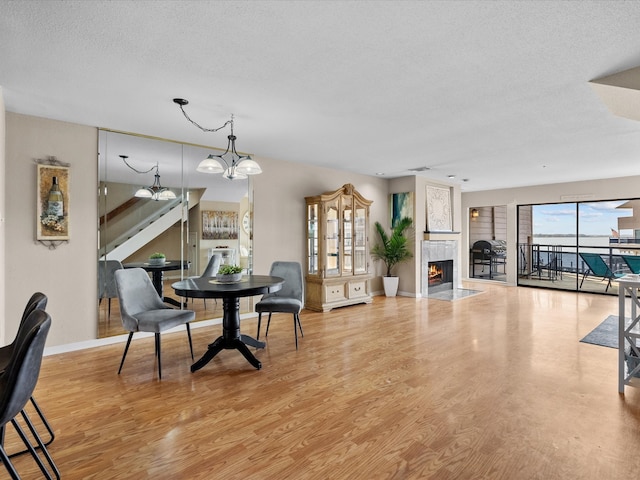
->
xmin=148 ymin=257 xmax=166 ymax=266
xmin=216 ymin=272 xmax=243 ymax=283
xmin=382 ymin=276 xmax=399 ymax=297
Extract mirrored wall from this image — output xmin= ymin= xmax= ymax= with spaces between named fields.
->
xmin=98 ymin=130 xmax=252 ymax=338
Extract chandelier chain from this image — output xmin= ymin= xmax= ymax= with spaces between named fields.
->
xmin=120 ymin=155 xmax=157 ymax=175
xmin=177 ymin=104 xmax=233 ymax=133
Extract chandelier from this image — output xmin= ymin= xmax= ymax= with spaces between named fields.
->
xmin=120 ymin=155 xmax=176 ymax=201
xmin=173 ymin=98 xmax=262 ymax=180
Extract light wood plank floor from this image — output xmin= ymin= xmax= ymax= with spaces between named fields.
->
xmin=7 ymin=281 xmax=640 ymax=479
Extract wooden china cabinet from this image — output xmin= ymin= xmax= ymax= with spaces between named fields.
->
xmin=305 ymin=184 xmax=373 ymax=312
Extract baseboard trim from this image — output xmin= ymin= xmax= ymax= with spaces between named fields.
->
xmin=43 ymin=312 xmax=258 ymax=356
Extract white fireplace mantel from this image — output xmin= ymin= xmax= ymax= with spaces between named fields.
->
xmin=423 ymin=232 xmax=460 ymax=241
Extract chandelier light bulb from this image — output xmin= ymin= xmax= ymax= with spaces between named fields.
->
xmin=196 ymin=155 xmax=225 ymax=174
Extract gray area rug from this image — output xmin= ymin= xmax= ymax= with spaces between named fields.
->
xmin=580 ymin=315 xmax=620 ymax=349
xmin=428 ymin=289 xmax=484 ymax=301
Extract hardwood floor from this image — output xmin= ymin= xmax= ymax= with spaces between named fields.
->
xmin=7 ymin=281 xmax=640 ymax=479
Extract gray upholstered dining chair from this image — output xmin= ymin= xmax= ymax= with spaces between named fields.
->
xmin=114 ymin=268 xmax=195 ymax=380
xmin=0 ymin=292 xmax=55 ymax=454
xmin=255 ymin=261 xmax=304 ymax=349
xmin=0 ymin=309 xmax=58 ymax=480
xmin=98 ymin=259 xmax=123 ymax=321
xmin=193 ymin=254 xmax=222 ymax=309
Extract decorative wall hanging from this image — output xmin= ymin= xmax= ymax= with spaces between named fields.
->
xmin=391 ymin=192 xmax=414 ymax=228
xmin=202 ymin=210 xmax=239 ymax=240
xmin=426 ymin=185 xmax=452 ymax=232
xmin=37 ymin=159 xmax=70 ymax=243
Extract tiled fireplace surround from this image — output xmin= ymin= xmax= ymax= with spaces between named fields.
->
xmin=421 ymin=239 xmax=459 ymax=297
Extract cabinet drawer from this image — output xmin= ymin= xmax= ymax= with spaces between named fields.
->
xmin=325 ymin=284 xmax=346 ymax=303
xmin=348 ymin=281 xmax=367 ymax=298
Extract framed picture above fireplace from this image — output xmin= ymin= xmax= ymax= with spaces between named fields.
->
xmin=426 ymin=185 xmax=452 ymax=232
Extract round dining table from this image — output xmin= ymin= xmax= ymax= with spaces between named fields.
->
xmin=172 ymin=275 xmax=284 ymax=371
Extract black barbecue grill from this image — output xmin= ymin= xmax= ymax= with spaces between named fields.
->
xmin=471 ymin=240 xmax=506 ymax=278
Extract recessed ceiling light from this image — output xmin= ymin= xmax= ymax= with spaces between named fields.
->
xmin=447 ymin=174 xmax=456 ymax=179
xmin=376 ymin=172 xmax=385 ymax=176
xmin=408 ymin=166 xmax=431 ymax=172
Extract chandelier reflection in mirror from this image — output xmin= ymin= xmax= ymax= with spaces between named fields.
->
xmin=120 ymin=155 xmax=176 ymax=201
xmin=173 ymin=98 xmax=262 ymax=180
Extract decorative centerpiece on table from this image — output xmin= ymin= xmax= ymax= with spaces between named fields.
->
xmin=216 ymin=264 xmax=243 ymax=283
xmin=148 ymin=252 xmax=167 ymax=266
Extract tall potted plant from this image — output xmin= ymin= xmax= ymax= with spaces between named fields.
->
xmin=371 ymin=216 xmax=413 ymax=296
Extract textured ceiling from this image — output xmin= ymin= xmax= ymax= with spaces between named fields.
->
xmin=2 ymin=0 xmax=640 ymax=192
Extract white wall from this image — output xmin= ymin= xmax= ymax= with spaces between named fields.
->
xmin=5 ymin=112 xmax=98 ymax=346
xmin=462 ymin=176 xmax=640 ymax=285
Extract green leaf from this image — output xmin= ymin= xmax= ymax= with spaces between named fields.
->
xmin=371 ymin=216 xmax=413 ymax=276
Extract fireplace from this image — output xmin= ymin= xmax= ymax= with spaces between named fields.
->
xmin=422 ymin=239 xmax=459 ymax=297
xmin=428 ymin=260 xmax=453 ymax=292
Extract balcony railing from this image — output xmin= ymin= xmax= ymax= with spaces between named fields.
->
xmin=518 ymin=242 xmax=640 ymax=293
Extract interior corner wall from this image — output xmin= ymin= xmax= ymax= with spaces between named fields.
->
xmin=0 ymin=88 xmax=6 ymax=346
xmin=388 ymin=176 xmax=419 ymax=296
xmin=5 ymin=112 xmax=98 ymax=347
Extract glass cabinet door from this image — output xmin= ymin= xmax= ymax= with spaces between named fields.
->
xmin=307 ymin=203 xmax=318 ymax=274
xmin=342 ymin=198 xmax=352 ymax=275
xmin=354 ymin=204 xmax=367 ymax=274
xmin=325 ymin=201 xmax=340 ymax=276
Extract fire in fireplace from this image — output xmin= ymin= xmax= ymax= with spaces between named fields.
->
xmin=422 ymin=239 xmax=459 ymax=297
xmin=427 ymin=260 xmax=453 ymax=292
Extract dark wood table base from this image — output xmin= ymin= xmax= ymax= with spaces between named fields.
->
xmin=191 ymin=334 xmax=265 ymax=371
xmin=172 ymin=275 xmax=284 ymax=372
xmin=190 ymin=297 xmax=265 ymax=371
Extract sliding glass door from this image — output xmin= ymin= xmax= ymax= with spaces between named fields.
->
xmin=517 ymin=199 xmax=639 ymax=295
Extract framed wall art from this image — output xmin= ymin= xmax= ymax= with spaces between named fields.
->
xmin=202 ymin=210 xmax=239 ymax=240
xmin=37 ymin=163 xmax=70 ymax=241
xmin=426 ymin=185 xmax=452 ymax=232
xmin=391 ymin=192 xmax=414 ymax=228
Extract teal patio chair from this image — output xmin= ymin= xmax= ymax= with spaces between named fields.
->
xmin=578 ymin=252 xmax=625 ymax=292
xmin=622 ymin=255 xmax=640 ymax=275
